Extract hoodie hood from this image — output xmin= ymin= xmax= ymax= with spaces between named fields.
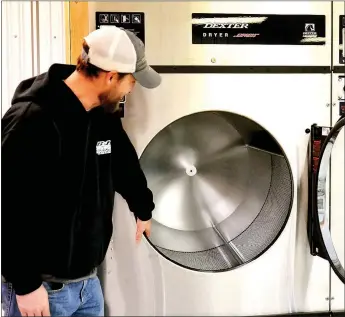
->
xmin=11 ymin=64 xmax=77 ymax=106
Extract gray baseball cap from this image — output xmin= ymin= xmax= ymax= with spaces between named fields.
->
xmin=83 ymin=26 xmax=161 ymax=89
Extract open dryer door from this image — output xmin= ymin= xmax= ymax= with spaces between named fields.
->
xmin=308 ymin=116 xmax=345 ymax=284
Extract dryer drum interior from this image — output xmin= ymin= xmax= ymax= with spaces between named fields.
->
xmin=140 ymin=111 xmax=294 ymax=272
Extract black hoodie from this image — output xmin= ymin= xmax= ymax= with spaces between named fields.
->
xmin=1 ymin=64 xmax=154 ymax=295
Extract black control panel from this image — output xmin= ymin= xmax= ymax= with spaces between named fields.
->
xmin=310 ymin=125 xmax=330 ymax=174
xmin=307 ymin=124 xmax=331 ymax=258
xmin=340 ymin=101 xmax=345 ymax=116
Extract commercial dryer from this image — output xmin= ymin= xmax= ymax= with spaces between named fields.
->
xmin=88 ymin=1 xmax=345 ymax=316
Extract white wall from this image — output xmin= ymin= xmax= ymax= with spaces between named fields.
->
xmin=1 ymin=3 xmax=65 ymax=314
xmin=1 ymin=1 xmax=66 ymax=116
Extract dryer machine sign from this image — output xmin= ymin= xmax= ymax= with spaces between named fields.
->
xmin=302 ymin=23 xmax=318 ymax=41
xmin=305 ymin=23 xmax=315 ymax=32
xmin=192 ymin=13 xmax=325 ymax=45
xmin=202 ymin=22 xmax=251 ymax=29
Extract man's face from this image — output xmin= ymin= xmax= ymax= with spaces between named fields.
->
xmin=98 ymin=72 xmax=136 ymax=112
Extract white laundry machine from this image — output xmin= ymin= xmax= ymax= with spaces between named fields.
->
xmin=88 ymin=1 xmax=345 ymax=316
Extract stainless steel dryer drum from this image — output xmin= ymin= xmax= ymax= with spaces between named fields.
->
xmin=140 ymin=110 xmax=294 ymax=272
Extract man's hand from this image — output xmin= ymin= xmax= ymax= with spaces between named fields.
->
xmin=16 ymin=284 xmax=50 ymax=316
xmin=136 ymin=219 xmax=151 ymax=243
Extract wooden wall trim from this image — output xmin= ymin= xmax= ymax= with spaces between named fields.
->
xmin=64 ymin=1 xmax=89 ymax=65
xmin=64 ymin=2 xmax=70 ymax=64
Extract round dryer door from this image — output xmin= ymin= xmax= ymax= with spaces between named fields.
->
xmin=139 ymin=110 xmax=294 ymax=272
xmin=311 ymin=115 xmax=345 ymax=284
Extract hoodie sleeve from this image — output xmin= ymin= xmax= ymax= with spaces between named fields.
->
xmin=1 ymin=103 xmax=48 ymax=295
xmin=112 ymin=119 xmax=155 ymax=221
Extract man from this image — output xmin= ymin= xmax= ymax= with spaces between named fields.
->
xmin=1 ymin=26 xmax=161 ymax=316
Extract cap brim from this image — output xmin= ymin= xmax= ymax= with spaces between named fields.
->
xmin=133 ymin=66 xmax=161 ymax=89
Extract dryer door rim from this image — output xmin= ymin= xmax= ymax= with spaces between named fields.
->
xmin=313 ymin=115 xmax=345 ymax=284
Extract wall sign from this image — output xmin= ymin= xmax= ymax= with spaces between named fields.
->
xmin=96 ymin=12 xmax=145 ymax=44
xmin=192 ymin=13 xmax=326 ymax=45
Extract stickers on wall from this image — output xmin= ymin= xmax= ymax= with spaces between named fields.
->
xmin=96 ymin=12 xmax=145 ymax=44
xmin=192 ymin=13 xmax=326 ymax=45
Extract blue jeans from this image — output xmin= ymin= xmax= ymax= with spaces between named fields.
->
xmin=1 ymin=276 xmax=104 ymax=316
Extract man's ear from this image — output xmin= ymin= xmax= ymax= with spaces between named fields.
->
xmin=106 ymin=71 xmax=118 ymax=83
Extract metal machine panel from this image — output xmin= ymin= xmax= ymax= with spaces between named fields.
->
xmin=88 ymin=1 xmax=331 ymax=66
xmin=330 ymin=74 xmax=345 ymax=312
xmin=99 ymin=197 xmax=165 ymax=316
xmin=87 ymin=1 xmax=337 ymax=315
xmin=329 ymin=4 xmax=345 ymax=309
xmin=332 ymin=1 xmax=345 ymax=66
xmin=104 ymin=73 xmax=331 ymax=316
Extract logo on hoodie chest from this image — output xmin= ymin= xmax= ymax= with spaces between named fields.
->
xmin=96 ymin=140 xmax=111 ymax=155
